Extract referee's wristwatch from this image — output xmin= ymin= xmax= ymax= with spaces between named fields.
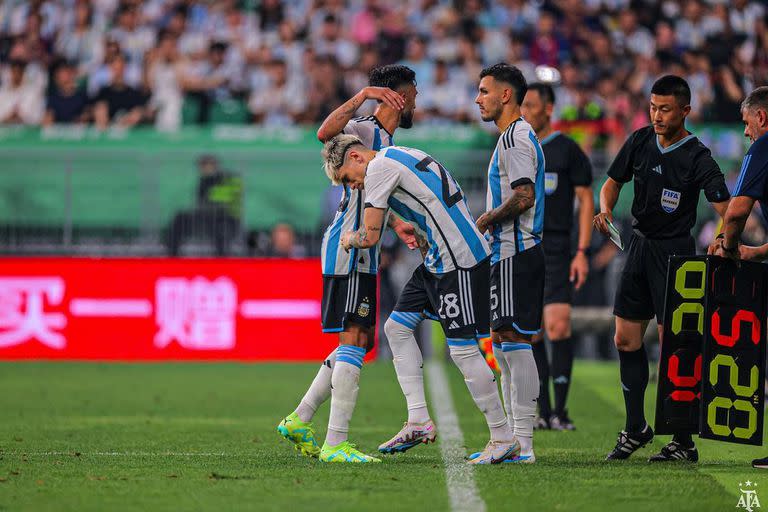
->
xmin=716 ymin=234 xmax=738 ymax=255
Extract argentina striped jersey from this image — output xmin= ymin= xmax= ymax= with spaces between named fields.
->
xmin=485 ymin=117 xmax=545 ymax=263
xmin=364 ymin=146 xmax=490 ymax=274
xmin=321 ymin=116 xmax=393 ymax=276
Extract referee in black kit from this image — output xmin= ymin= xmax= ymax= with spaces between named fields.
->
xmin=594 ymin=75 xmax=731 ymax=462
xmin=521 ymin=83 xmax=594 ymax=431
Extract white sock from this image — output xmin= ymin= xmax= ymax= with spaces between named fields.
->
xmin=295 ymin=349 xmax=337 ymax=422
xmin=503 ymin=342 xmax=539 ymax=455
xmin=449 ymin=340 xmax=512 ymax=442
xmin=326 ymin=345 xmax=365 ymax=447
xmin=492 ymin=342 xmax=514 ymax=432
xmin=385 ymin=313 xmax=430 ymax=424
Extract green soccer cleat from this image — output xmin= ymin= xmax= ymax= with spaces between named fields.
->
xmin=277 ymin=412 xmax=321 ymax=458
xmin=320 ymin=441 xmax=382 ymax=463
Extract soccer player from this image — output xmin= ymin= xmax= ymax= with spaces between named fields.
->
xmin=474 ymin=63 xmax=545 ymax=463
xmin=594 ymin=75 xmax=730 ymax=462
xmin=324 ymin=134 xmax=519 ymax=464
xmin=277 ymin=65 xmax=421 ymax=463
xmin=706 ymin=86 xmax=768 ymax=470
xmin=521 ymin=82 xmax=594 ymax=431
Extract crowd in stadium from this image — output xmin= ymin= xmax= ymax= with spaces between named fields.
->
xmin=1 ymin=0 xmax=767 ymax=134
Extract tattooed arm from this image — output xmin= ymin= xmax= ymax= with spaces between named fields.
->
xmin=317 ymin=87 xmax=404 ymax=142
xmin=475 ymin=183 xmax=535 ymax=234
xmin=340 ymin=207 xmax=387 ymax=251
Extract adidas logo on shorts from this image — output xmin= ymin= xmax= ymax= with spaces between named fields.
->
xmin=449 ymin=321 xmax=460 ymax=329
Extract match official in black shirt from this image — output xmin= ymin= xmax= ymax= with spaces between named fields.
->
xmin=594 ymin=76 xmax=730 ymax=462
xmin=521 ymin=83 xmax=594 ymax=431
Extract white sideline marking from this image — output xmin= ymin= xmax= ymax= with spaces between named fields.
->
xmin=239 ymin=299 xmax=320 ymax=319
xmin=2 ymin=451 xmax=228 ymax=457
xmin=426 ymin=361 xmax=486 ymax=512
xmin=70 ymin=299 xmax=153 ymax=317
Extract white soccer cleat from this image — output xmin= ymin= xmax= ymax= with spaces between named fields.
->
xmin=467 ymin=438 xmax=521 ymax=465
xmin=378 ymin=420 xmax=437 ymax=454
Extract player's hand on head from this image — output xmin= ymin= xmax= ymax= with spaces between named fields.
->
xmin=593 ymin=211 xmax=612 ymax=236
xmin=364 ymin=86 xmax=404 ymax=111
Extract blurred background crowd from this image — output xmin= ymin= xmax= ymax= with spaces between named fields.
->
xmin=1 ymin=0 xmax=767 ymax=138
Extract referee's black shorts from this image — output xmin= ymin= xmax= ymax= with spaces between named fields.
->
xmin=613 ymin=232 xmax=695 ymax=323
xmin=543 ymin=232 xmax=573 ymax=306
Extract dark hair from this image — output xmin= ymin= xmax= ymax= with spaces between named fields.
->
xmin=527 ymin=82 xmax=556 ymax=105
xmin=369 ymin=64 xmax=416 ymax=91
xmin=742 ymin=86 xmax=768 ymax=113
xmin=651 ymin=75 xmax=691 ymax=107
xmin=480 ymin=63 xmax=527 ymax=105
xmin=209 ymin=41 xmax=228 ymax=53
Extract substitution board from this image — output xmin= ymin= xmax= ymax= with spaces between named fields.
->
xmin=655 ymin=255 xmax=767 ymax=445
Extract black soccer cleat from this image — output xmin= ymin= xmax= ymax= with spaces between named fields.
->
xmin=534 ymin=415 xmax=551 ymax=430
xmin=753 ymin=456 xmax=768 ymax=469
xmin=550 ymin=410 xmax=576 ymax=431
xmin=606 ymin=425 xmax=654 ymax=460
xmin=648 ymin=441 xmax=698 ymax=462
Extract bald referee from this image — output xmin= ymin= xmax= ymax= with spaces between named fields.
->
xmin=707 ymin=86 xmax=768 ymax=470
xmin=594 ymin=75 xmax=731 ymax=462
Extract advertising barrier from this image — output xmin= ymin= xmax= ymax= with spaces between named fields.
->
xmin=0 ymin=258 xmax=344 ymax=361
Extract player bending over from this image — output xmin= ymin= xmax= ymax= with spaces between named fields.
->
xmin=326 ymin=133 xmax=519 ymax=465
xmin=277 ymin=65 xmax=420 ymax=463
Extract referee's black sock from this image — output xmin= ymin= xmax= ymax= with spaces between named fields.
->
xmin=672 ymin=433 xmax=694 ymax=448
xmin=618 ymin=344 xmax=649 ymax=433
xmin=551 ymin=337 xmax=574 ymax=416
xmin=532 ymin=340 xmax=552 ymax=419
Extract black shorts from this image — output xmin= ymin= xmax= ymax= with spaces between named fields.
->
xmin=543 ymin=233 xmax=572 ymax=305
xmin=613 ymin=233 xmax=695 ymax=322
xmin=392 ymin=259 xmax=490 ymax=339
xmin=321 ymin=271 xmax=377 ymax=332
xmin=491 ymin=245 xmax=545 ymax=337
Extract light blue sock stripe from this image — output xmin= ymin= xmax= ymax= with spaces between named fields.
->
xmin=337 ymin=345 xmax=366 ymax=356
xmin=446 ymin=338 xmax=477 ymax=347
xmin=336 ymin=355 xmax=363 ymax=368
xmin=390 ymin=311 xmax=421 ymax=329
xmin=501 ymin=341 xmax=532 ymax=352
xmin=512 ymin=322 xmax=540 ymax=335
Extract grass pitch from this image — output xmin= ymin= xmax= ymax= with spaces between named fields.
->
xmin=0 ymin=360 xmax=763 ymax=512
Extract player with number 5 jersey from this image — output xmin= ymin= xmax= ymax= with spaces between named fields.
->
xmin=323 ymin=133 xmax=520 ymax=465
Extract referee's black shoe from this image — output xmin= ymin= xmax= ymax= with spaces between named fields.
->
xmin=753 ymin=456 xmax=768 ymax=469
xmin=606 ymin=425 xmax=654 ymax=460
xmin=648 ymin=441 xmax=698 ymax=462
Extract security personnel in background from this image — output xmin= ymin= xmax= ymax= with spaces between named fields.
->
xmin=594 ymin=75 xmax=730 ymax=462
xmin=707 ymin=86 xmax=768 ymax=470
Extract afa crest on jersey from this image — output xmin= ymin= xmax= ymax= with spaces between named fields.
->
xmin=661 ymin=188 xmax=681 ymax=213
xmin=544 ymin=172 xmax=558 ymax=195
xmin=357 ymin=299 xmax=370 ymax=318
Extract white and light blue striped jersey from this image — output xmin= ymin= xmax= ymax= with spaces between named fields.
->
xmin=485 ymin=117 xmax=545 ymax=263
xmin=364 ymin=146 xmax=490 ymax=274
xmin=321 ymin=116 xmax=394 ymax=276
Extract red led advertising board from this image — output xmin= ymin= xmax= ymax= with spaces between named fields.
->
xmin=0 ymin=258 xmax=346 ymax=361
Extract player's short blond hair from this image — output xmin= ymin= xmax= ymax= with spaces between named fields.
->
xmin=322 ymin=134 xmax=364 ymax=185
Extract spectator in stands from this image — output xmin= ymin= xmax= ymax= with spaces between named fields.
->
xmin=145 ymin=29 xmax=182 ymax=131
xmin=55 ymin=0 xmax=102 ymax=81
xmin=248 ymin=58 xmax=305 ymax=126
xmin=44 ymin=61 xmax=89 ymax=125
xmin=0 ymin=58 xmax=44 ymax=125
xmin=178 ymin=41 xmax=231 ymax=124
xmin=92 ymin=53 xmax=148 ymax=129
xmin=167 ymin=154 xmax=242 ymax=257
